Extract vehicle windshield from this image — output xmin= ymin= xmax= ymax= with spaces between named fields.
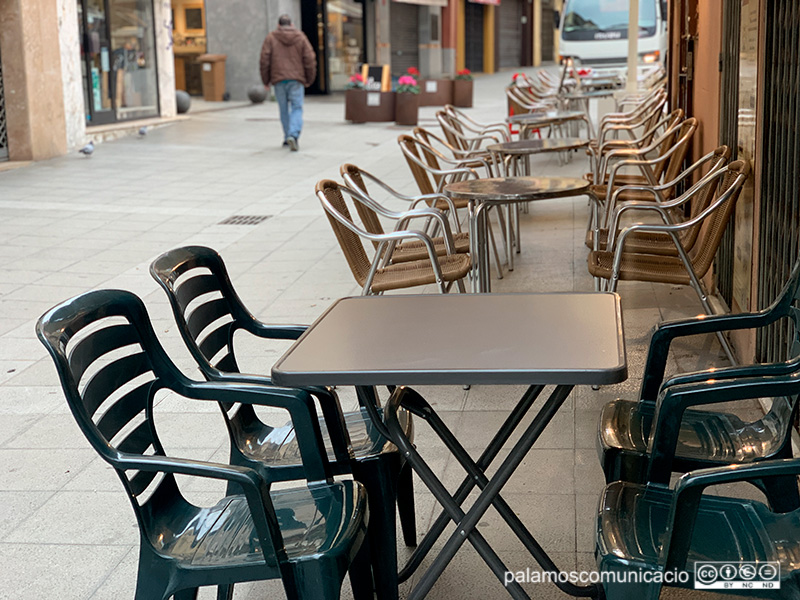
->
xmin=563 ymin=0 xmax=657 ymax=33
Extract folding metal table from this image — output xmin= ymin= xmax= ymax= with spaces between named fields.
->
xmin=272 ymin=293 xmax=627 ymax=599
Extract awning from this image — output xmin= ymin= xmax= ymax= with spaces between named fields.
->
xmin=393 ymin=0 xmax=449 ymax=7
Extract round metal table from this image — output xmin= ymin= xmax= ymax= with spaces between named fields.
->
xmin=445 ymin=176 xmax=591 ymax=292
xmin=506 ymin=110 xmax=591 ymax=140
xmin=485 ymin=139 xmax=590 ymax=271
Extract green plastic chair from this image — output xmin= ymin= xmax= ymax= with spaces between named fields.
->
xmin=36 ymin=289 xmax=371 ymax=600
xmin=599 ymin=258 xmax=800 ymax=512
xmin=150 ymin=245 xmax=415 ymax=600
xmin=596 ymin=375 xmax=800 ymax=599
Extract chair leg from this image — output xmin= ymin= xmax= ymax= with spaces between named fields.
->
xmin=216 ymin=584 xmax=234 ymax=600
xmin=756 ymin=475 xmax=800 ymax=513
xmin=686 ymin=276 xmax=737 ymax=365
xmin=396 ymin=461 xmax=417 ymax=547
xmin=354 ymin=456 xmax=400 ymax=600
xmin=349 ymin=534 xmax=376 ymax=600
xmin=172 ymin=589 xmax=199 ymax=600
xmin=290 ymin=559 xmax=346 ymax=600
xmin=134 ymin=557 xmax=174 ymax=600
xmin=487 ymin=214 xmax=504 ymax=280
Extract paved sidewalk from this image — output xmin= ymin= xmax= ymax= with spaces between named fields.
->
xmin=0 ymin=69 xmax=741 ymax=599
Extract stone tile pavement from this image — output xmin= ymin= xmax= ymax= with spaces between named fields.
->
xmin=0 ymin=69 xmax=750 ymax=599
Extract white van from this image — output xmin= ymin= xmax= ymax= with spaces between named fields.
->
xmin=559 ymin=0 xmax=668 ymax=75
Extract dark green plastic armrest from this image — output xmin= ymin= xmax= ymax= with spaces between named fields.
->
xmin=662 ymin=358 xmax=800 ymax=389
xmin=640 ymin=309 xmax=785 ymax=403
xmin=250 ymin=321 xmax=308 ymax=340
xmin=118 ymin=453 xmax=286 ymax=563
xmin=663 ymin=458 xmax=800 ymax=571
xmin=641 ymin=258 xmax=800 ymax=403
xmin=646 ymin=373 xmax=800 ymax=484
xmin=183 ymin=380 xmax=334 ymax=484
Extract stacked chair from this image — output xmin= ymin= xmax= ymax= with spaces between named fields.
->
xmin=316 ymin=178 xmax=470 ymax=295
xmin=594 ymin=257 xmax=800 ymax=599
xmin=588 ymin=160 xmax=749 ymax=362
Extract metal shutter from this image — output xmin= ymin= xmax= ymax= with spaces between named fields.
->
xmin=497 ymin=0 xmax=523 ymax=69
xmin=0 ymin=44 xmax=7 ymax=161
xmin=465 ymin=2 xmax=484 ymax=72
xmin=391 ymin=3 xmax=420 ymax=76
xmin=541 ymin=0 xmax=554 ymax=61
xmin=758 ymin=1 xmax=800 ymax=362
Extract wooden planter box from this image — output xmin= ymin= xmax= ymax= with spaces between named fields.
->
xmin=419 ymin=79 xmax=454 ymax=107
xmin=395 ymin=92 xmax=419 ymax=126
xmin=452 ymin=79 xmax=474 ymax=108
xmin=345 ymin=89 xmax=396 ymax=123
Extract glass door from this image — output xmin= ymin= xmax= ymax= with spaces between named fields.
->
xmin=108 ymin=0 xmax=159 ymax=120
xmin=78 ymin=0 xmax=159 ymax=125
xmin=80 ymin=0 xmax=116 ymax=124
xmin=326 ymin=0 xmax=365 ymax=91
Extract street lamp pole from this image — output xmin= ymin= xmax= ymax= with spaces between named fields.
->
xmin=627 ymin=0 xmax=639 ymax=92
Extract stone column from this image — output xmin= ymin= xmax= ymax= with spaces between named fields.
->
xmin=375 ymin=0 xmax=391 ymax=66
xmin=155 ymin=0 xmax=176 ymax=118
xmin=419 ymin=6 xmax=443 ymax=78
xmin=57 ymin=0 xmax=85 ymax=151
xmin=441 ymin=0 xmax=457 ymax=76
xmin=0 ymin=0 xmax=68 ymax=160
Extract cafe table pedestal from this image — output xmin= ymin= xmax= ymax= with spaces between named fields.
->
xmin=445 ymin=176 xmax=591 ymax=292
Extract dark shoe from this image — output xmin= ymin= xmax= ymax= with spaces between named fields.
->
xmin=282 ymin=140 xmax=289 ymax=147
xmin=287 ymin=137 xmax=298 ymax=152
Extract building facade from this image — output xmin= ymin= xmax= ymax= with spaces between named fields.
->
xmin=0 ymin=0 xmax=175 ymax=161
xmin=667 ymin=0 xmax=800 ymax=364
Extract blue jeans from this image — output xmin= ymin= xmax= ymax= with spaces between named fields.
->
xmin=273 ymin=80 xmax=304 ymax=140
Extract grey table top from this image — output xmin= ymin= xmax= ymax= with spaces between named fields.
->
xmin=486 ymin=138 xmax=590 ymax=155
xmin=444 ymin=176 xmax=590 ymax=202
xmin=506 ymin=110 xmax=587 ymax=124
xmin=271 ymin=293 xmax=627 ymax=387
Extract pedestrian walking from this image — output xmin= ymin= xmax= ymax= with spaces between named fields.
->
xmin=259 ymin=14 xmax=317 ymax=151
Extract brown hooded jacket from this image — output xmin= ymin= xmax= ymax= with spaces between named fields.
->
xmin=259 ymin=25 xmax=317 ymax=87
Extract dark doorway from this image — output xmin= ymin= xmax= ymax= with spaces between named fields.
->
xmin=465 ymin=2 xmax=484 ymax=72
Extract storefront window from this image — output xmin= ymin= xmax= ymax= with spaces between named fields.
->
xmin=79 ymin=0 xmax=159 ymax=124
xmin=327 ymin=0 xmax=364 ymax=91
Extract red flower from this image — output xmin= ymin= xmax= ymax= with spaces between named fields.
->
xmin=407 ymin=67 xmax=420 ymax=77
xmin=457 ymin=69 xmax=471 ymax=76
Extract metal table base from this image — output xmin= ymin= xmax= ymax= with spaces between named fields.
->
xmin=362 ymin=385 xmax=603 ymax=599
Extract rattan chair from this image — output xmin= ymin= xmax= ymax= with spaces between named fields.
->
xmin=589 ymin=87 xmax=667 ymax=157
xmin=317 ymin=179 xmax=470 ymax=294
xmin=398 ymin=134 xmax=508 ymax=279
xmin=435 ymin=110 xmax=508 ymax=157
xmin=443 ymin=104 xmax=511 ymax=141
xmin=589 ymin=109 xmax=687 ymax=190
xmin=588 ymin=115 xmax=696 ymax=236
xmin=588 ymin=160 xmax=750 ymax=362
xmin=587 ymin=145 xmax=731 ymax=253
xmin=339 ymin=163 xmax=471 ymax=262
xmin=412 ymin=127 xmax=499 ymax=177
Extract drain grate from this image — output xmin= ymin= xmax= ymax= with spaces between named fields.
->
xmin=218 ymin=215 xmax=272 ymax=226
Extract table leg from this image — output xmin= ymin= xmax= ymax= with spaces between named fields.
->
xmin=386 ymin=386 xmax=602 ymax=599
xmin=474 ymin=202 xmax=492 ymax=293
xmin=468 ymin=200 xmax=480 ymax=293
xmin=384 ymin=390 xmax=531 ymax=600
xmin=398 ymin=384 xmax=545 ymax=581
